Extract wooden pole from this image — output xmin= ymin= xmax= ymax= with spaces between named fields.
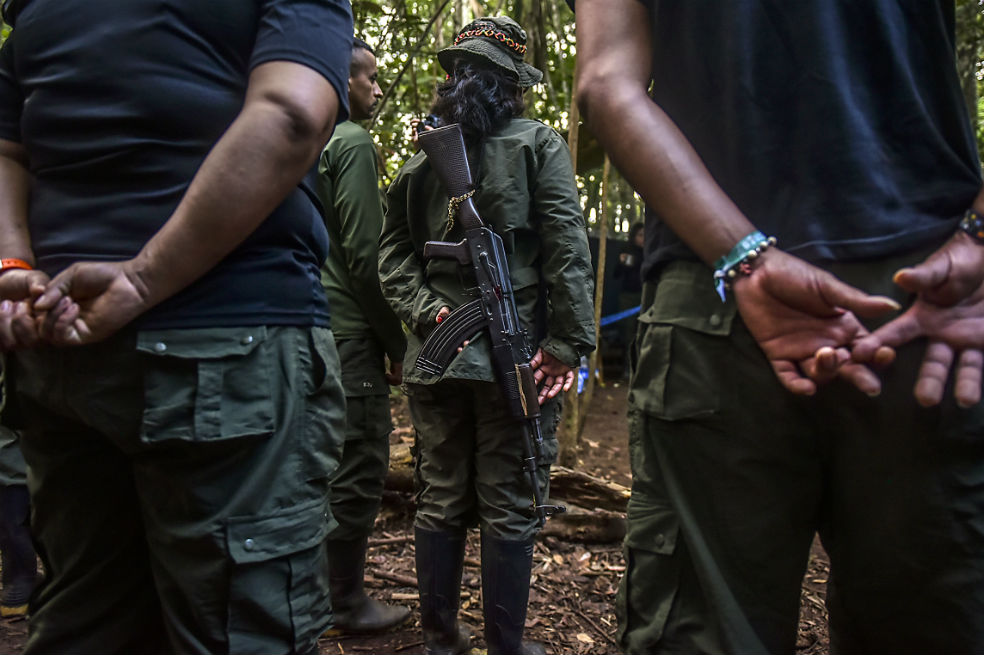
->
xmin=579 ymin=155 xmax=609 ymax=435
xmin=557 ymin=64 xmax=581 ymax=468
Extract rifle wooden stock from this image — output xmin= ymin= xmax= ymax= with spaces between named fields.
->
xmin=417 ymin=124 xmax=474 ymax=194
xmin=417 ymin=125 xmax=482 ymax=230
xmin=516 ymin=362 xmax=539 ymax=420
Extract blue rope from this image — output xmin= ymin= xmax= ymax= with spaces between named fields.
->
xmin=599 ymin=305 xmax=641 ymax=327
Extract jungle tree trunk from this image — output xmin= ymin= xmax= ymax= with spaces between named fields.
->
xmin=580 ymin=156 xmax=610 ymax=434
xmin=557 ymin=67 xmax=582 ymax=468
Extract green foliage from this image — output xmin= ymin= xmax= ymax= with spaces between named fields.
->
xmin=15 ymin=2 xmax=983 ymax=235
xmin=356 ymin=1 xmax=575 ymax=172
xmin=354 ymin=0 xmax=639 ymax=235
xmin=957 ymin=0 xmax=984 ymax=165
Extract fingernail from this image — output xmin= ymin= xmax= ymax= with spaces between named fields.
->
xmin=0 ymin=301 xmax=9 ymax=312
xmin=880 ymin=297 xmax=901 ymax=311
xmin=866 ymin=389 xmax=881 ymax=398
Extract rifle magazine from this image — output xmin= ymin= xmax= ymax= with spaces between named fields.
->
xmin=415 ymin=298 xmax=488 ymax=376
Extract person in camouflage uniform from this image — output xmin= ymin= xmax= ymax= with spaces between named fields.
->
xmin=316 ymin=37 xmax=410 ymax=635
xmin=379 ymin=17 xmax=595 ymax=655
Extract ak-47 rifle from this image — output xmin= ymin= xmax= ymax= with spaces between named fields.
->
xmin=415 ymin=123 xmax=565 ymax=527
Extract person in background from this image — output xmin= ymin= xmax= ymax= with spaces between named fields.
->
xmin=0 ymin=360 xmax=34 ymax=618
xmin=316 ymin=37 xmax=411 ymax=635
xmin=615 ymin=222 xmax=644 ymax=286
xmin=0 ymin=422 xmax=35 ymax=617
xmin=379 ymin=16 xmax=595 ymax=655
xmin=574 ymin=1 xmax=984 ymax=653
xmin=0 ymin=0 xmax=352 ymax=652
xmin=613 ymin=221 xmax=643 ymax=375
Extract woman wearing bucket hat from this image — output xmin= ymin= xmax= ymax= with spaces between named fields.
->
xmin=379 ymin=16 xmax=595 ymax=655
xmin=435 ymin=16 xmax=543 ymax=89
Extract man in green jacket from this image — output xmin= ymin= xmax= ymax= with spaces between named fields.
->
xmin=316 ymin=38 xmax=410 ymax=634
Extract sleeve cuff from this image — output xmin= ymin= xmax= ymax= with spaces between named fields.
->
xmin=411 ymin=290 xmax=450 ymax=336
xmin=539 ymin=337 xmax=581 ymax=370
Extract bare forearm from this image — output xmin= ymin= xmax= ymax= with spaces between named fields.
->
xmin=130 ymin=62 xmax=340 ymax=307
xmin=575 ymin=0 xmax=754 ymax=265
xmin=0 ymin=141 xmax=34 ymax=264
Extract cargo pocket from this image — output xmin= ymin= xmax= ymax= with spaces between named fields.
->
xmin=225 ymin=498 xmax=333 ymax=653
xmin=628 ymin=265 xmax=738 ymax=420
xmin=137 ymin=327 xmax=274 ymax=444
xmin=302 ymin=328 xmax=345 ymax=485
xmin=616 ymin=499 xmax=681 ymax=651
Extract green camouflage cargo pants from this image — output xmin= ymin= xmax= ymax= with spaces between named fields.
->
xmin=13 ymin=326 xmax=345 ymax=655
xmin=0 ymin=360 xmax=26 ymax=487
xmin=328 ymin=337 xmax=393 ymax=540
xmin=407 ymin=379 xmax=561 ymax=542
xmin=619 ymin=254 xmax=984 ymax=654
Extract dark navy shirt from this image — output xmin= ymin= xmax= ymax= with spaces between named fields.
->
xmin=638 ymin=0 xmax=982 ymax=278
xmin=0 ymin=0 xmax=352 ymax=328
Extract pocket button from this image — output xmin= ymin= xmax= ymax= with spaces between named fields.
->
xmin=154 ymin=342 xmax=167 ymax=353
xmin=244 ymin=538 xmax=256 ymax=551
xmin=241 ymin=335 xmax=254 ymax=346
xmin=708 ymin=314 xmax=722 ymax=328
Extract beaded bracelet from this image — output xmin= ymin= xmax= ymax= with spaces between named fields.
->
xmin=959 ymin=208 xmax=984 ymax=245
xmin=712 ymin=231 xmax=778 ymax=302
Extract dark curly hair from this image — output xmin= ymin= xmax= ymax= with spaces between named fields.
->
xmin=430 ymin=60 xmax=525 ymax=144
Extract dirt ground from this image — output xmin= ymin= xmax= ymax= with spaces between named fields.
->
xmin=0 ymin=382 xmax=830 ymax=654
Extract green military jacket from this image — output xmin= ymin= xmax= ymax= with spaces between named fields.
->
xmin=317 ymin=121 xmax=406 ymax=364
xmin=379 ymin=118 xmax=596 ymax=385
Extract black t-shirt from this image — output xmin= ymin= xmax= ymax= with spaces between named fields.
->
xmin=0 ymin=0 xmax=352 ymax=328
xmin=638 ymin=0 xmax=982 ymax=279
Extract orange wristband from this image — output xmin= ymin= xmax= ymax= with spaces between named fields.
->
xmin=0 ymin=258 xmax=32 ymax=274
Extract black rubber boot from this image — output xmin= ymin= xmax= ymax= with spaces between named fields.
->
xmin=0 ymin=485 xmax=36 ymax=617
xmin=481 ymin=532 xmax=545 ymax=655
xmin=415 ymin=526 xmax=472 ymax=655
xmin=325 ymin=535 xmax=410 ymax=634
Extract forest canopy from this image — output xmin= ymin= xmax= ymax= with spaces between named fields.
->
xmin=4 ymin=0 xmax=984 ymax=238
